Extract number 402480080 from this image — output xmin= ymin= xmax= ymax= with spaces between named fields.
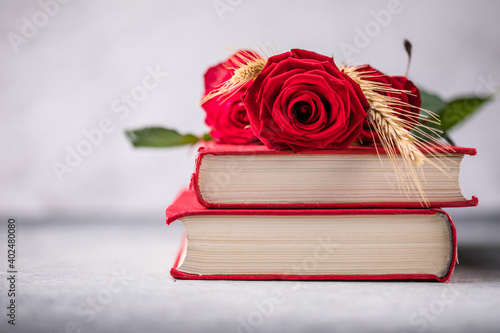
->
xmin=7 ymin=218 xmax=16 ymax=270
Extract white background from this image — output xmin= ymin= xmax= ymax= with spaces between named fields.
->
xmin=1 ymin=0 xmax=499 ymax=218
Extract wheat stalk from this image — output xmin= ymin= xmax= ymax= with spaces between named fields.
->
xmin=231 ymin=58 xmax=267 ymax=83
xmin=341 ymin=65 xmax=433 ymax=161
xmin=341 ymin=64 xmax=453 ymax=204
xmin=368 ymin=96 xmax=426 ymax=166
xmin=201 ymin=52 xmax=267 ymax=104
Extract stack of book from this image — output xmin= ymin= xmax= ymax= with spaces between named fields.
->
xmin=166 ymin=143 xmax=477 ymax=282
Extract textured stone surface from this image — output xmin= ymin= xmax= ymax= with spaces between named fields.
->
xmin=0 ymin=214 xmax=499 ymax=333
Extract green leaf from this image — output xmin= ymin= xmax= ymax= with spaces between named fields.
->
xmin=413 ymin=87 xmax=492 ymax=145
xmin=410 ymin=119 xmax=443 ymax=142
xmin=202 ymin=133 xmax=213 ymax=141
xmin=419 ymin=89 xmax=447 ymax=114
xmin=440 ymin=95 xmax=491 ymax=131
xmin=125 ymin=127 xmax=200 ymax=148
xmin=411 ymin=89 xmax=446 ymax=141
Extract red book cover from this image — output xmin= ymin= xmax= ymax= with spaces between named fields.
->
xmin=190 ymin=143 xmax=478 ymax=209
xmin=166 ymin=190 xmax=457 ymax=282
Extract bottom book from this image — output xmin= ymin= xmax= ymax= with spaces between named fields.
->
xmin=166 ymin=190 xmax=457 ymax=282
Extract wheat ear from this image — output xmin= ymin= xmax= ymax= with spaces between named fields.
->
xmin=341 ymin=65 xmax=454 ymax=204
xmin=341 ymin=65 xmax=428 ymax=163
xmin=201 ymin=51 xmax=267 ymax=104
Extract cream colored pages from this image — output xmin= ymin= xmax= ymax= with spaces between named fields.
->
xmin=178 ymin=213 xmax=452 ymax=277
xmin=198 ymin=154 xmax=465 ymax=204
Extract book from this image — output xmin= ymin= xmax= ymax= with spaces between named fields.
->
xmin=190 ymin=143 xmax=477 ymax=209
xmin=167 ymin=190 xmax=457 ymax=282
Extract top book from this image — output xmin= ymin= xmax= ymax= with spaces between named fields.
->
xmin=190 ymin=143 xmax=477 ymax=209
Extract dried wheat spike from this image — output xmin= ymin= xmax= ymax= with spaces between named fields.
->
xmin=201 ymin=52 xmax=267 ymax=105
xmin=341 ymin=64 xmax=452 ymax=205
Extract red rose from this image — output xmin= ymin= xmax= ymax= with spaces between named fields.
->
xmin=202 ymin=51 xmax=259 ymax=144
xmin=243 ymin=49 xmax=369 ymax=151
xmin=355 ymin=65 xmax=421 ymax=143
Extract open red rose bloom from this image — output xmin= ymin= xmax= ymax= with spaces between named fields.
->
xmin=243 ymin=49 xmax=370 ymax=151
xmin=202 ymin=51 xmax=258 ymax=144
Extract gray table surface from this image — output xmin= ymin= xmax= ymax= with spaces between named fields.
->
xmin=1 ymin=212 xmax=499 ymax=333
